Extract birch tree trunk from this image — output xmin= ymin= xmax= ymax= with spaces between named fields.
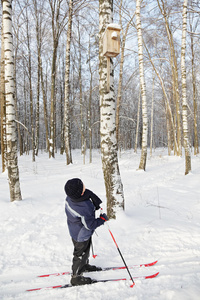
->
xmin=88 ymin=35 xmax=93 ymax=163
xmin=134 ymin=90 xmax=140 ymax=153
xmin=99 ymin=0 xmax=124 ymax=219
xmin=64 ymin=0 xmax=73 ymax=165
xmin=34 ymin=0 xmax=41 ymax=157
xmin=77 ymin=21 xmax=86 ymax=164
xmin=157 ymin=0 xmax=182 ymax=156
xmin=181 ymin=0 xmax=191 ymax=175
xmin=13 ymin=18 xmax=23 ymax=157
xmin=116 ymin=1 xmax=134 ymax=145
xmin=25 ymin=6 xmax=35 ymax=162
xmin=40 ymin=58 xmax=49 ymax=152
xmin=2 ymin=0 xmax=22 ymax=201
xmin=136 ymin=0 xmax=148 ymax=170
xmin=150 ymin=75 xmax=155 ymax=157
xmin=0 ymin=21 xmax=7 ymax=173
xmin=190 ymin=23 xmax=199 ymax=155
xmin=49 ymin=0 xmax=60 ymax=158
xmin=23 ymin=59 xmax=29 ymax=154
xmin=49 ymin=40 xmax=58 ymax=158
xmin=144 ymin=42 xmax=178 ymax=154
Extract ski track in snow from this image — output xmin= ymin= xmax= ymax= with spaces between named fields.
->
xmin=0 ymin=149 xmax=200 ymax=300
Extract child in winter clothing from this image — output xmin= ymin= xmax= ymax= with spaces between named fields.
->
xmin=64 ymin=178 xmax=108 ymax=286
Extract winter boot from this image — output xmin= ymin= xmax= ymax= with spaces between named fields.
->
xmin=70 ymin=275 xmax=93 ymax=286
xmin=80 ymin=264 xmax=102 ymax=273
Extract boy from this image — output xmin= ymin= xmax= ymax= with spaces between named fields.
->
xmin=64 ymin=178 xmax=108 ymax=286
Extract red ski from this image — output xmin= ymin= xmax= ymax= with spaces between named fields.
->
xmin=27 ymin=271 xmax=159 ymax=291
xmin=38 ymin=260 xmax=158 ymax=278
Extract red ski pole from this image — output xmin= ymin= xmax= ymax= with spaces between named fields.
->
xmin=100 ymin=214 xmax=135 ymax=288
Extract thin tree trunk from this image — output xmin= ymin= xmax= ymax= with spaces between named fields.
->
xmin=77 ymin=21 xmax=86 ymax=163
xmin=88 ymin=35 xmax=93 ymax=163
xmin=0 ymin=21 xmax=7 ymax=172
xmin=190 ymin=24 xmax=199 ymax=155
xmin=181 ymin=0 xmax=191 ymax=175
xmin=144 ymin=42 xmax=178 ymax=155
xmin=49 ymin=0 xmax=60 ymax=158
xmin=35 ymin=59 xmax=40 ymax=156
xmin=26 ymin=7 xmax=35 ymax=162
xmin=2 ymin=0 xmax=22 ymax=201
xmin=136 ymin=0 xmax=148 ymax=171
xmin=40 ymin=57 xmax=49 ymax=152
xmin=99 ymin=0 xmax=124 ymax=219
xmin=60 ymin=71 xmax=64 ymax=155
xmin=34 ymin=0 xmax=41 ymax=156
xmin=23 ymin=59 xmax=28 ymax=154
xmin=116 ymin=1 xmax=134 ymax=145
xmin=13 ymin=25 xmax=23 ymax=157
xmin=49 ymin=42 xmax=58 ymax=158
xmin=64 ymin=0 xmax=73 ymax=165
xmin=166 ymin=107 xmax=171 ymax=155
xmin=150 ymin=75 xmax=155 ymax=156
xmin=157 ymin=0 xmax=182 ymax=156
xmin=134 ymin=90 xmax=140 ymax=153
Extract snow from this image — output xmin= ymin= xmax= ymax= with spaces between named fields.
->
xmin=106 ymin=23 xmax=121 ymax=30
xmin=0 ymin=148 xmax=200 ymax=300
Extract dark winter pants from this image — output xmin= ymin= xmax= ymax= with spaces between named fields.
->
xmin=72 ymin=237 xmax=91 ymax=276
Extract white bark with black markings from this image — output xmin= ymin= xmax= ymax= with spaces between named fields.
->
xmin=3 ymin=0 xmax=22 ymax=201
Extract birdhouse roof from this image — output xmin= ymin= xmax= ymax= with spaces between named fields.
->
xmin=106 ymin=23 xmax=121 ymax=31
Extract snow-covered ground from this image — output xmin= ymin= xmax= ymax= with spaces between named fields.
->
xmin=0 ymin=149 xmax=200 ymax=300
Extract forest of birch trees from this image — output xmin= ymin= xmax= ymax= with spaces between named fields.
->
xmin=0 ymin=0 xmax=200 ymax=208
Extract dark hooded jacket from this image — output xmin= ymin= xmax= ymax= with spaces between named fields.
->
xmin=65 ymin=189 xmax=104 ymax=242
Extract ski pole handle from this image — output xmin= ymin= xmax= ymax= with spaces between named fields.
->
xmin=100 ymin=214 xmax=108 ymax=222
xmin=100 ymin=208 xmax=109 ymax=222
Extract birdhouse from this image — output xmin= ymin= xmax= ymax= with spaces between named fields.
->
xmin=103 ymin=23 xmax=121 ymax=57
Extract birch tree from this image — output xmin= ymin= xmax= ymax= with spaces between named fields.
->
xmin=33 ymin=0 xmax=41 ymax=157
xmin=25 ymin=4 xmax=35 ymax=162
xmin=49 ymin=0 xmax=59 ymax=158
xmin=99 ymin=0 xmax=124 ymax=218
xmin=189 ymin=12 xmax=199 ymax=155
xmin=64 ymin=0 xmax=73 ymax=165
xmin=136 ymin=0 xmax=148 ymax=170
xmin=181 ymin=0 xmax=191 ymax=175
xmin=88 ymin=34 xmax=93 ymax=163
xmin=134 ymin=90 xmax=140 ymax=153
xmin=144 ymin=41 xmax=179 ymax=155
xmin=77 ymin=20 xmax=86 ymax=164
xmin=13 ymin=1 xmax=23 ymax=156
xmin=0 ymin=21 xmax=7 ymax=173
xmin=150 ymin=75 xmax=155 ymax=157
xmin=157 ymin=0 xmax=182 ymax=156
xmin=116 ymin=0 xmax=134 ymax=144
xmin=48 ymin=0 xmax=67 ymax=158
xmin=2 ymin=0 xmax=22 ymax=201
